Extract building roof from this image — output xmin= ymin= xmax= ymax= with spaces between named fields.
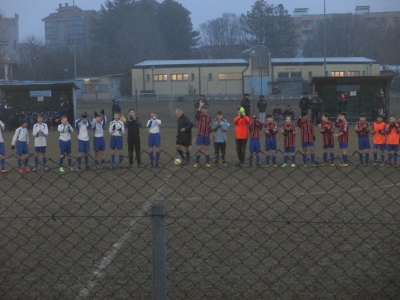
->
xmin=133 ymin=59 xmax=249 ymax=68
xmin=272 ymin=57 xmax=377 ymax=65
xmin=0 ymin=54 xmax=20 ymax=65
xmin=0 ymin=80 xmax=80 ymax=90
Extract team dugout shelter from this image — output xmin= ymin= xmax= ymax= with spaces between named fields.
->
xmin=310 ymin=76 xmax=395 ymax=122
xmin=0 ymin=81 xmax=79 ymax=126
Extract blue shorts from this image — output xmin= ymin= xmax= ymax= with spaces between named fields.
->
xmin=94 ymin=137 xmax=106 ymax=152
xmin=59 ymin=140 xmax=72 ymax=155
xmin=196 ymin=135 xmax=211 ymax=146
xmin=323 ymin=145 xmax=334 ymax=149
xmin=249 ymin=138 xmax=261 ymax=153
xmin=34 ymin=146 xmax=46 ymax=154
xmin=78 ymin=140 xmax=90 ymax=153
xmin=358 ymin=137 xmax=370 ymax=150
xmin=110 ymin=135 xmax=123 ymax=150
xmin=387 ymin=144 xmax=399 ymax=152
xmin=301 ymin=142 xmax=314 ymax=148
xmin=339 ymin=142 xmax=348 ymax=149
xmin=373 ymin=144 xmax=386 ymax=151
xmin=16 ymin=141 xmax=29 ymax=155
xmin=265 ymin=137 xmax=277 ymax=151
xmin=148 ymin=133 xmax=161 ymax=147
xmin=284 ymin=147 xmax=295 ymax=153
xmin=0 ymin=142 xmax=5 ymax=156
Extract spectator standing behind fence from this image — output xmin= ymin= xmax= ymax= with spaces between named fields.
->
xmin=257 ymin=95 xmax=267 ymax=123
xmin=355 ymin=114 xmax=371 ymax=166
xmin=92 ymin=110 xmax=106 ymax=169
xmin=234 ymin=107 xmax=250 ymax=167
xmin=212 ymin=111 xmax=228 ymax=166
xmin=241 ymin=93 xmax=251 ymax=117
xmin=248 ymin=114 xmax=263 ymax=167
xmin=334 ymin=112 xmax=349 ymax=167
xmin=297 ymin=111 xmax=316 ymax=167
xmin=60 ymin=95 xmax=70 ymax=118
xmin=75 ymin=112 xmax=92 ymax=171
xmin=264 ymin=114 xmax=278 ymax=167
xmin=370 ymin=114 xmax=386 ymax=167
xmin=175 ymin=108 xmax=193 ymax=166
xmin=109 ymin=112 xmax=125 ymax=168
xmin=11 ymin=119 xmax=30 ymax=174
xmin=32 ymin=115 xmax=49 ymax=172
xmin=58 ymin=116 xmax=73 ymax=172
xmin=126 ymin=108 xmax=142 ymax=168
xmin=272 ymin=104 xmax=282 ymax=126
xmin=283 ymin=105 xmax=295 ymax=120
xmin=319 ymin=113 xmax=335 ymax=166
xmin=0 ymin=98 xmax=12 ymax=131
xmin=337 ymin=93 xmax=348 ymax=113
xmin=0 ymin=119 xmax=6 ymax=172
xmin=147 ymin=112 xmax=161 ymax=168
xmin=374 ymin=88 xmax=385 ymax=116
xmin=194 ymin=104 xmax=212 ymax=167
xmin=195 ymin=94 xmax=209 ymax=110
xmin=310 ymin=91 xmax=322 ymax=125
xmin=281 ymin=116 xmax=297 ymax=167
xmin=111 ymin=95 xmax=121 ymax=118
xmin=299 ymin=93 xmax=310 ymax=116
xmin=384 ymin=116 xmax=400 ymax=166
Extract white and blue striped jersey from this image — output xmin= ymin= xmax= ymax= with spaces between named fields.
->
xmin=109 ymin=120 xmax=125 ymax=136
xmin=92 ymin=117 xmax=106 ymax=137
xmin=32 ymin=123 xmax=49 ymax=147
xmin=147 ymin=118 xmax=161 ymax=134
xmin=0 ymin=121 xmax=4 ymax=143
xmin=75 ymin=118 xmax=92 ymax=141
xmin=12 ymin=127 xmax=29 ymax=145
xmin=58 ymin=123 xmax=74 ymax=141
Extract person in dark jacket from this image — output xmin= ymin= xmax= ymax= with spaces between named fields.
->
xmin=337 ymin=93 xmax=348 ymax=113
xmin=283 ymin=105 xmax=295 ymax=120
xmin=374 ymin=88 xmax=385 ymax=115
xmin=0 ymin=98 xmax=12 ymax=131
xmin=257 ymin=95 xmax=267 ymax=123
xmin=272 ymin=104 xmax=282 ymax=126
xmin=241 ymin=93 xmax=251 ymax=117
xmin=60 ymin=95 xmax=70 ymax=118
xmin=299 ymin=93 xmax=310 ymax=115
xmin=175 ymin=108 xmax=193 ymax=165
xmin=126 ymin=108 xmax=142 ymax=167
xmin=310 ymin=91 xmax=323 ymax=125
xmin=195 ymin=94 xmax=209 ymax=110
xmin=111 ymin=95 xmax=121 ymax=118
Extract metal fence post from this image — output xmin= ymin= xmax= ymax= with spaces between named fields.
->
xmin=151 ymin=204 xmax=167 ymax=300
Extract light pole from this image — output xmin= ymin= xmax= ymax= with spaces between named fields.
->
xmin=151 ymin=66 xmax=155 ymax=91
xmin=323 ymin=0 xmax=327 ymax=77
xmin=73 ymin=0 xmax=77 ymax=80
xmin=259 ymin=56 xmax=263 ymax=96
xmin=369 ymin=62 xmax=373 ymax=76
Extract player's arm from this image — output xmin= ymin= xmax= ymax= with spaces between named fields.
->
xmin=233 ymin=116 xmax=240 ymax=124
xmin=33 ymin=124 xmax=38 ymax=136
xmin=120 ymin=121 xmax=125 ymax=134
xmin=136 ymin=118 xmax=142 ymax=127
xmin=43 ymin=124 xmax=49 ymax=136
xmin=11 ymin=129 xmax=19 ymax=146
xmin=0 ymin=121 xmax=4 ymax=131
xmin=109 ymin=121 xmax=115 ymax=133
xmin=155 ymin=119 xmax=161 ymax=126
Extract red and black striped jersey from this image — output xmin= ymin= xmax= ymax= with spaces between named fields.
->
xmin=281 ymin=123 xmax=297 ymax=148
xmin=249 ymin=119 xmax=263 ymax=139
xmin=196 ymin=111 xmax=211 ymax=137
xmin=296 ymin=118 xmax=315 ymax=143
xmin=319 ymin=120 xmax=335 ymax=146
xmin=355 ymin=121 xmax=370 ymax=137
xmin=336 ymin=120 xmax=349 ymax=143
xmin=264 ymin=122 xmax=278 ymax=137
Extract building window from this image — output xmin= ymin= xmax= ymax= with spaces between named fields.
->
xmin=308 ymin=71 xmax=313 ymax=79
xmin=218 ymin=73 xmax=242 ymax=80
xmin=191 ymin=73 xmax=195 ymax=81
xmin=208 ymin=73 xmax=213 ymax=81
xmin=171 ymin=74 xmax=188 ymax=81
xmin=278 ymin=72 xmax=289 ymax=79
xmin=153 ymin=74 xmax=167 ymax=81
xmin=291 ymin=72 xmax=302 ymax=78
xmin=146 ymin=74 xmax=150 ymax=82
xmin=331 ymin=71 xmax=345 ymax=77
xmin=348 ymin=71 xmax=360 ymax=77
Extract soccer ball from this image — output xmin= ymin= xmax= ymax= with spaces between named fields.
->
xmin=174 ymin=158 xmax=182 ymax=166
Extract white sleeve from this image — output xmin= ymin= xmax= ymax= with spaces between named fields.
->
xmin=43 ymin=124 xmax=49 ymax=136
xmin=32 ymin=124 xmax=38 ymax=136
xmin=12 ymin=129 xmax=19 ymax=145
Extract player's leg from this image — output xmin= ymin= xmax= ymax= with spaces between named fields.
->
xmin=195 ymin=136 xmax=202 ymax=165
xmin=221 ymin=142 xmax=227 ymax=166
xmin=154 ymin=133 xmax=161 ymax=167
xmin=184 ymin=145 xmax=190 ymax=164
xmin=329 ymin=147 xmax=335 ymax=165
xmin=271 ymin=139 xmax=277 ymax=167
xmin=394 ymin=146 xmax=398 ymax=166
xmin=240 ymin=139 xmax=247 ymax=165
xmin=148 ymin=134 xmax=154 ymax=166
xmin=309 ymin=145 xmax=315 ymax=166
xmin=214 ymin=142 xmax=220 ymax=165
xmin=94 ymin=137 xmax=99 ymax=167
xmin=41 ymin=148 xmax=48 ymax=170
xmin=128 ymin=139 xmax=134 ymax=165
xmin=248 ymin=139 xmax=254 ymax=166
xmin=22 ymin=143 xmax=30 ymax=170
xmin=117 ymin=137 xmax=123 ymax=166
xmin=175 ymin=143 xmax=185 ymax=161
xmin=110 ymin=137 xmax=116 ymax=166
xmin=0 ymin=143 xmax=6 ymax=172
xmin=33 ymin=150 xmax=39 ymax=171
xmin=66 ymin=141 xmax=72 ymax=169
xmin=358 ymin=137 xmax=364 ymax=165
xmin=290 ymin=147 xmax=296 ymax=167
xmin=134 ymin=138 xmax=141 ymax=166
xmin=302 ymin=143 xmax=308 ymax=166
xmin=373 ymin=144 xmax=378 ymax=162
xmin=282 ymin=147 xmax=288 ymax=167
xmin=380 ymin=145 xmax=385 ymax=166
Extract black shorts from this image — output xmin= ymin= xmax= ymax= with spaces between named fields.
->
xmin=176 ymin=139 xmax=191 ymax=147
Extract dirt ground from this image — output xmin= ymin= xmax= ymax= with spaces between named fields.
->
xmin=0 ymin=99 xmax=399 ymax=299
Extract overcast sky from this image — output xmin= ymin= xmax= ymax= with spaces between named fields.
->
xmin=2 ymin=0 xmax=400 ymax=41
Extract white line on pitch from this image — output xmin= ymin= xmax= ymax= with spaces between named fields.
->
xmin=76 ymin=173 xmax=173 ymax=300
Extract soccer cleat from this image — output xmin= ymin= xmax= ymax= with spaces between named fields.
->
xmin=32 ymin=167 xmax=37 ymax=172
xmin=291 ymin=163 xmax=296 ymax=168
xmin=24 ymin=166 xmax=31 ymax=172
xmin=118 ymin=163 xmax=123 ymax=168
xmin=44 ymin=166 xmax=49 ymax=171
xmin=265 ymin=164 xmax=270 ymax=168
xmin=112 ymin=163 xmax=117 ymax=168
xmin=102 ymin=164 xmax=106 ymax=169
xmin=281 ymin=163 xmax=287 ymax=167
xmin=330 ymin=163 xmax=335 ymax=167
xmin=380 ymin=162 xmax=385 ymax=167
xmin=223 ymin=162 xmax=227 ymax=167
xmin=94 ymin=165 xmax=98 ymax=170
xmin=59 ymin=167 xmax=65 ymax=172
xmin=150 ymin=163 xmax=154 ymax=168
xmin=311 ymin=163 xmax=316 ymax=167
xmin=206 ymin=163 xmax=211 ymax=167
xmin=85 ymin=166 xmax=90 ymax=171
xmin=1 ymin=169 xmax=8 ymax=173
xmin=69 ymin=167 xmax=73 ymax=171
xmin=18 ymin=168 xmax=24 ymax=174
xmin=193 ymin=163 xmax=199 ymax=168
xmin=155 ymin=163 xmax=159 ymax=168
xmin=303 ymin=164 xmax=307 ymax=167
xmin=235 ymin=162 xmax=242 ymax=167
xmin=320 ymin=163 xmax=327 ymax=166
xmin=137 ymin=163 xmax=144 ymax=168
xmin=339 ymin=163 xmax=348 ymax=167
xmin=273 ymin=164 xmax=278 ymax=167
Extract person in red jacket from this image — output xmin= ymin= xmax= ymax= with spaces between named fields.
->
xmin=248 ymin=114 xmax=263 ymax=167
xmin=234 ymin=107 xmax=250 ymax=167
xmin=281 ymin=116 xmax=297 ymax=167
xmin=334 ymin=112 xmax=349 ymax=167
xmin=297 ymin=110 xmax=315 ymax=167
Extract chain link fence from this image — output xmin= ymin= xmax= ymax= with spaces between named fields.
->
xmin=0 ymin=150 xmax=399 ymax=299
